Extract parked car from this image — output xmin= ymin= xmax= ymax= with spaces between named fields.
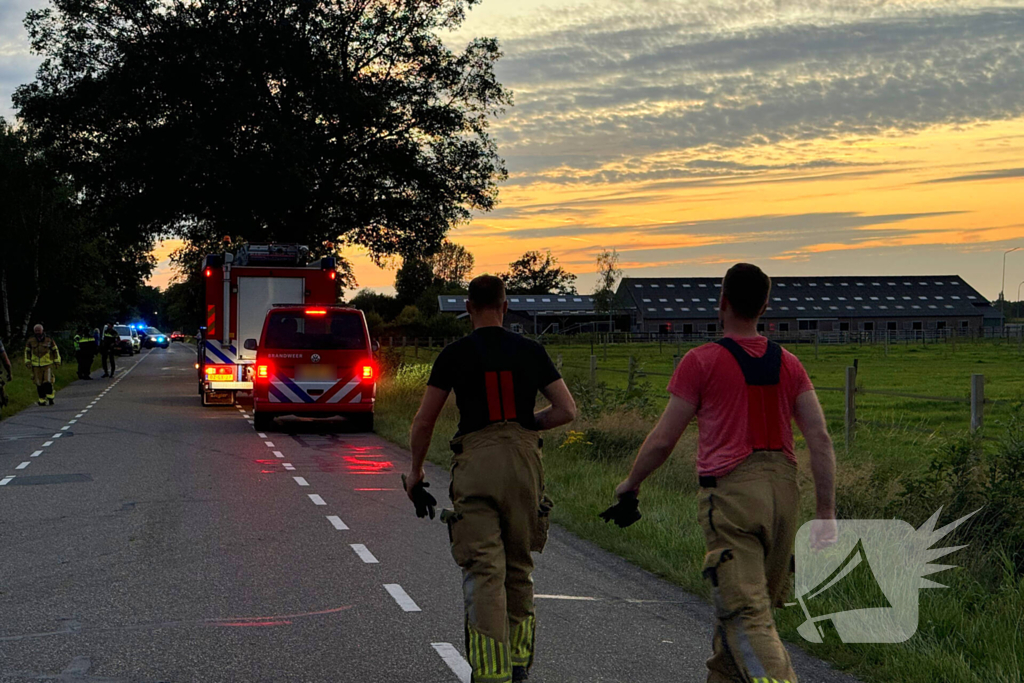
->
xmin=114 ymin=325 xmax=138 ymax=355
xmin=143 ymin=327 xmax=170 ymax=349
xmin=170 ymin=331 xmax=186 ymax=342
xmin=248 ymin=306 xmax=377 ymax=432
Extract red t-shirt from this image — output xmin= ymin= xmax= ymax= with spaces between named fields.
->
xmin=667 ymin=334 xmax=814 ymax=477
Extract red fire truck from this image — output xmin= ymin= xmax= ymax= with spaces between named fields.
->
xmin=198 ymin=244 xmax=338 ymax=406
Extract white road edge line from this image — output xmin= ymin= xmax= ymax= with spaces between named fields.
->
xmin=383 ymin=584 xmax=421 ymax=612
xmin=15 ymin=462 xmax=30 ymax=470
xmin=534 ymin=594 xmax=600 ymax=601
xmin=351 ymin=544 xmax=379 ymax=564
xmin=0 ymin=476 xmax=14 ymax=486
xmin=308 ymin=494 xmax=326 ymax=506
xmin=30 ymin=451 xmax=43 ymax=458
xmin=293 ymin=476 xmax=309 ymax=487
xmin=431 ymin=643 xmax=472 ymax=683
xmin=326 ymin=515 xmax=349 ymax=530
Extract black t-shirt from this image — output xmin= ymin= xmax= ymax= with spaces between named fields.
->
xmin=427 ymin=327 xmax=561 ymax=436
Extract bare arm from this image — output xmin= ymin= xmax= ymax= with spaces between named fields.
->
xmin=615 ymin=395 xmax=697 ymax=497
xmin=535 ymin=378 xmax=577 ymax=431
xmin=793 ymin=390 xmax=836 ymax=520
xmin=406 ymin=385 xmax=450 ymax=496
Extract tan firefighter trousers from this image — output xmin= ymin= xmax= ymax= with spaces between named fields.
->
xmin=698 ymin=451 xmax=800 ymax=683
xmin=448 ymin=422 xmax=552 ymax=683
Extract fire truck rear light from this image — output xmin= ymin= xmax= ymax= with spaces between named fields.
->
xmin=256 ymin=364 xmax=270 ymax=379
xmin=361 ymin=364 xmax=375 ymax=380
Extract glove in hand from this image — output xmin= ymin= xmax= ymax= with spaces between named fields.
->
xmin=599 ymin=491 xmax=642 ymax=528
xmin=402 ymin=474 xmax=438 ymax=520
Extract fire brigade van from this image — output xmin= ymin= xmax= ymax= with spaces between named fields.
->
xmin=247 ymin=305 xmax=377 ymax=431
xmin=198 ymin=244 xmax=338 ymax=406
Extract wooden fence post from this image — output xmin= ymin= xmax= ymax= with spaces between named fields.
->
xmin=589 ymin=355 xmax=597 ymax=391
xmin=845 ymin=366 xmax=857 ymax=452
xmin=414 ymin=337 xmax=419 ymax=358
xmin=971 ymin=373 xmax=984 ymax=433
xmin=556 ymin=353 xmax=563 ymax=372
xmin=627 ymin=356 xmax=635 ymax=392
xmin=389 ymin=336 xmax=393 ymax=348
xmin=815 ymin=332 xmax=819 ymax=360
xmin=428 ymin=336 xmax=432 ymax=350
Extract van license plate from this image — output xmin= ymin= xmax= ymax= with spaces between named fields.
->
xmin=295 ymin=365 xmax=337 ymax=382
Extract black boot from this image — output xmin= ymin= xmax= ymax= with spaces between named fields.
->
xmin=512 ymin=666 xmax=529 ymax=681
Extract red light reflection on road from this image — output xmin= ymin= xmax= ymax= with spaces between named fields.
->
xmin=212 ymin=620 xmax=293 ymax=627
xmin=343 ymin=455 xmax=393 ymax=474
xmin=354 ymin=488 xmax=397 ymax=491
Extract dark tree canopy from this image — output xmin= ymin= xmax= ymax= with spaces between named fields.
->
xmin=501 ymin=250 xmax=577 ymax=295
xmin=15 ymin=0 xmax=511 ymax=262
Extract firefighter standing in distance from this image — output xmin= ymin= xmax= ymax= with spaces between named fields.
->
xmin=609 ymin=264 xmax=837 ymax=683
xmin=74 ymin=327 xmax=97 ymax=380
xmin=100 ymin=322 xmax=118 ymax=378
xmin=25 ymin=324 xmax=62 ymax=406
xmin=406 ymin=275 xmax=577 ymax=683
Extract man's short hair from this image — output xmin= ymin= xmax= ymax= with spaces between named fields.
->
xmin=468 ymin=275 xmax=506 ymax=310
xmin=721 ymin=263 xmax=771 ymax=320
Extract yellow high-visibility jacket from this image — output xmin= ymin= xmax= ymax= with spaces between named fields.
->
xmin=25 ymin=336 xmax=61 ymax=367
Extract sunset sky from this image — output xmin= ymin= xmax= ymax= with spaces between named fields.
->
xmin=4 ymin=1 xmax=1024 ymax=299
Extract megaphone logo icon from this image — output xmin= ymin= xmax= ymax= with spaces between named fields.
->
xmin=794 ymin=508 xmax=978 ymax=644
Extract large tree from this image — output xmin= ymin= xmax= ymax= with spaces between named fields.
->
xmin=15 ymin=0 xmax=511 ymax=265
xmin=501 ymin=250 xmax=577 ymax=295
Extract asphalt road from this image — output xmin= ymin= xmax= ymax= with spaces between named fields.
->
xmin=0 ymin=344 xmax=858 ymax=683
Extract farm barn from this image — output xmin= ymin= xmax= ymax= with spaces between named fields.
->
xmin=437 ymin=294 xmax=629 ymax=334
xmin=616 ymin=275 xmax=1001 ymax=338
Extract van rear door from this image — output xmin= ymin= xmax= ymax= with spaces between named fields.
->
xmin=261 ymin=310 xmax=371 ymax=405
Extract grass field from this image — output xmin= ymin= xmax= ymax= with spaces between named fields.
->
xmin=1 ymin=355 xmax=102 ymax=420
xmin=376 ymin=338 xmax=1024 ymax=683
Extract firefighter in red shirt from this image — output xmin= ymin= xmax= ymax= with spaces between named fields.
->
xmin=609 ymin=263 xmax=837 ymax=683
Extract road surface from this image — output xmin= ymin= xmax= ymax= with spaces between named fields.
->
xmin=0 ymin=344 xmax=857 ymax=682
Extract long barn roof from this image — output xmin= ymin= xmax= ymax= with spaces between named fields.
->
xmin=616 ymin=275 xmax=997 ymax=320
xmin=437 ymin=294 xmax=600 ymax=314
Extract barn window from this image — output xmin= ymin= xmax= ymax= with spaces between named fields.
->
xmin=863 ymin=322 xmax=875 ymax=331
xmin=839 ymin=322 xmax=850 ymax=332
xmin=913 ymin=321 xmax=923 ymax=330
xmin=779 ymin=323 xmax=790 ymax=332
xmin=706 ymin=323 xmax=717 ymax=333
xmin=887 ymin=321 xmax=897 ymax=331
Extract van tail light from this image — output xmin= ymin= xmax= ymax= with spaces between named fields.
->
xmin=361 ymin=363 xmax=376 ymax=381
xmin=204 ymin=267 xmax=212 ymax=277
xmin=256 ymin=363 xmax=271 ymax=381
xmin=306 ymin=309 xmax=327 ymax=315
xmin=328 ymin=271 xmax=336 ymax=280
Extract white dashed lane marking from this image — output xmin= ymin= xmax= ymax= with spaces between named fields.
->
xmin=52 ymin=434 xmax=62 ymax=439
xmin=257 ymin=433 xmax=267 ymax=438
xmin=60 ymin=426 xmax=69 ymax=431
xmin=308 ymin=494 xmax=326 ymax=506
xmin=15 ymin=462 xmax=30 ymax=470
xmin=283 ymin=463 xmax=295 ymax=471
xmin=273 ymin=451 xmax=284 ymax=459
xmin=383 ymin=584 xmax=421 ymax=612
xmin=351 ymin=544 xmax=379 ymax=564
xmin=294 ymin=477 xmax=309 ymax=487
xmin=68 ymin=420 xmax=77 ymax=424
xmin=42 ymin=441 xmax=53 ymax=448
xmin=0 ymin=476 xmax=13 ymax=486
xmin=30 ymin=451 xmax=42 ymax=458
xmin=326 ymin=516 xmax=349 ymax=530
xmin=431 ymin=643 xmax=472 ymax=683
xmin=264 ymin=441 xmax=275 ymax=448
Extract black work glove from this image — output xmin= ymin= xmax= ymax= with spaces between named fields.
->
xmin=599 ymin=491 xmax=642 ymax=528
xmin=402 ymin=474 xmax=437 ymax=520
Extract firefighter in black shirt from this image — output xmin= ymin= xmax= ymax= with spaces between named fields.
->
xmin=407 ymin=275 xmax=577 ymax=683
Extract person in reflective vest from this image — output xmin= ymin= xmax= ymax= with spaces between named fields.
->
xmin=612 ymin=263 xmax=837 ymax=683
xmin=100 ymin=323 xmax=119 ymax=378
xmin=406 ymin=275 xmax=577 ymax=683
xmin=24 ymin=324 xmax=62 ymax=406
xmin=74 ymin=327 xmax=97 ymax=380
